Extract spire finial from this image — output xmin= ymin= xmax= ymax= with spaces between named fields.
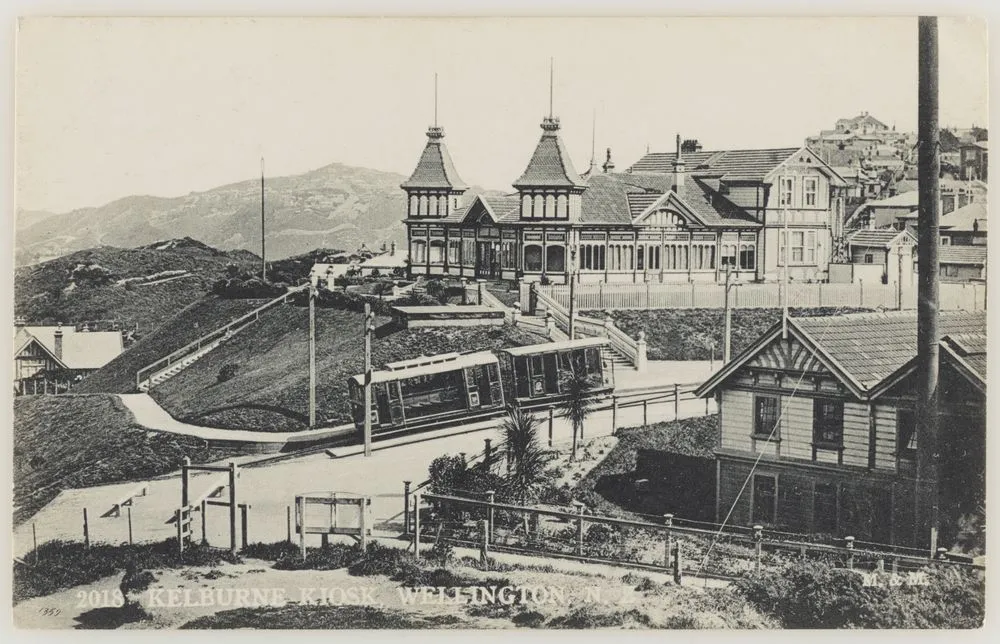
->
xmin=590 ymin=108 xmax=596 ymax=165
xmin=434 ymin=72 xmax=438 ymax=127
xmin=676 ymin=133 xmax=682 ymax=160
xmin=549 ymin=57 xmax=554 ymax=119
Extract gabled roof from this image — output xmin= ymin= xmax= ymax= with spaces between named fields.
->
xmin=938 ymin=245 xmax=987 ymax=266
xmin=512 ymin=117 xmax=586 ymax=189
xmin=401 ymin=126 xmax=468 ymax=190
xmin=14 ymin=325 xmax=123 ymax=370
xmin=847 ymin=228 xmax=916 ymax=248
xmin=695 ymin=311 xmax=986 ymax=401
xmin=940 ymin=333 xmax=986 ymax=390
xmin=939 ymin=201 xmax=987 ymax=233
xmin=627 ymin=146 xmax=847 ymax=187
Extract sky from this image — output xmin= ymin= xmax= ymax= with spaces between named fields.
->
xmin=15 ymin=16 xmax=989 ymax=214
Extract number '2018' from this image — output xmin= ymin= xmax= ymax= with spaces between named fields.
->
xmin=76 ymin=589 xmax=125 ymax=608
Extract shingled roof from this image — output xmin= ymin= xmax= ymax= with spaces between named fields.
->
xmin=938 ymin=245 xmax=987 ymax=266
xmin=512 ymin=117 xmax=586 ymax=189
xmin=847 ymin=229 xmax=916 ymax=248
xmin=401 ymin=126 xmax=467 ymax=190
xmin=628 ymin=147 xmax=801 ymax=179
xmin=696 ymin=310 xmax=986 ymax=400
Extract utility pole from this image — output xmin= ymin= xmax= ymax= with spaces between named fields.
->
xmin=308 ymin=277 xmax=317 ymax=427
xmin=260 ymin=157 xmax=267 ymax=283
xmin=569 ymin=244 xmax=577 ymax=340
xmin=782 ymin=207 xmax=790 ymax=339
xmin=363 ymin=303 xmax=375 ymax=457
xmin=916 ymin=16 xmax=941 ymax=553
xmin=723 ymin=264 xmax=733 ymax=363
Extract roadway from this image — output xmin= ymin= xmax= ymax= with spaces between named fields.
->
xmin=14 ymin=361 xmax=718 ymax=559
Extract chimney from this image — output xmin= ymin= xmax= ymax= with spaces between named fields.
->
xmin=14 ymin=316 xmax=25 ymax=329
xmin=54 ymin=324 xmax=64 ymax=361
xmin=391 ymin=241 xmax=396 ymax=256
xmin=672 ymin=133 xmax=686 ymax=192
xmin=602 ymin=148 xmax=615 ymax=173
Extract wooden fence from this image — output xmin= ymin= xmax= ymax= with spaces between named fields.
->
xmin=525 ymin=280 xmax=986 ymax=312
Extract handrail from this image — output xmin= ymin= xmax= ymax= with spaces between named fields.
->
xmin=135 ymin=285 xmax=308 ymax=389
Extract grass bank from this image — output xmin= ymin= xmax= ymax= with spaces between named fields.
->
xmin=596 ymin=307 xmax=874 ymax=360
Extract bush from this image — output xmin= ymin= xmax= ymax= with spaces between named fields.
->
xmin=734 ymin=560 xmax=985 ymax=628
xmin=217 ymin=364 xmax=238 ymax=383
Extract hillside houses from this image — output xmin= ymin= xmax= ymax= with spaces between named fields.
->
xmin=695 ymin=310 xmax=985 ymax=549
xmin=13 ymin=322 xmax=123 ymax=395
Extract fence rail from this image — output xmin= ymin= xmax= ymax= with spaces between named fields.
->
xmin=532 ymin=286 xmax=644 ymax=368
xmin=135 ymin=285 xmax=309 ymax=389
xmin=414 ymin=492 xmax=983 ymax=578
xmin=532 ymin=280 xmax=985 ymax=312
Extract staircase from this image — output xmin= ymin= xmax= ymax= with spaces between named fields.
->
xmin=601 ymin=345 xmax=633 ymax=372
xmin=138 ymin=338 xmax=224 ymax=391
xmin=135 ymin=285 xmax=307 ymax=392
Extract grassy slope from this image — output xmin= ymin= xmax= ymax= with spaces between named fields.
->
xmin=74 ymin=296 xmax=270 ymax=394
xmin=600 ymin=307 xmax=875 ymax=361
xmin=14 ymin=241 xmax=259 ymax=332
xmin=13 ymin=395 xmax=242 ymax=524
xmin=150 ymin=306 xmax=549 ymax=431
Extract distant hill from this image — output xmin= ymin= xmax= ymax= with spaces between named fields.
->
xmin=13 ymin=237 xmax=261 ymax=333
xmin=15 ymin=162 xmax=501 ymax=266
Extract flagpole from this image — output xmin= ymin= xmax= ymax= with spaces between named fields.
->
xmin=782 ymin=206 xmax=789 ymax=339
xmin=260 ymin=157 xmax=267 ymax=283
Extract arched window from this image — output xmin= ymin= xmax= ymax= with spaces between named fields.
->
xmin=524 ymin=244 xmax=543 ymax=272
xmin=410 ymin=195 xmax=418 ymax=217
xmin=556 ymin=194 xmax=568 ymax=219
xmin=534 ymin=195 xmax=544 ymax=219
xmin=522 ymin=195 xmax=533 ymax=218
xmin=545 ymin=195 xmax=556 ymax=219
xmin=429 ymin=240 xmax=445 ymax=264
xmin=546 ymin=245 xmax=566 ymax=273
xmin=419 ymin=195 xmax=428 ymax=216
xmin=434 ymin=196 xmax=441 ymax=217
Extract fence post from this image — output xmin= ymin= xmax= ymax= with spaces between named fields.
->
xmin=545 ymin=311 xmax=555 ymax=339
xmin=548 ymin=405 xmax=555 ymax=447
xmin=646 ymin=281 xmax=652 ymax=310
xmin=636 ymin=331 xmax=647 ymax=372
xmin=845 ymin=536 xmax=855 ymax=569
xmin=876 ymin=558 xmax=885 ymax=572
xmin=663 ymin=514 xmax=674 ymax=568
xmin=859 ymin=280 xmax=865 ymax=307
xmin=201 ymin=500 xmax=208 ymax=544
xmin=127 ymin=506 xmax=133 ymax=545
xmin=413 ymin=494 xmax=422 ymax=558
xmin=674 ymin=383 xmax=680 ymax=419
xmin=611 ymin=395 xmax=618 ymax=435
xmin=484 ymin=439 xmax=493 ymax=469
xmin=228 ymin=461 xmax=238 ymax=557
xmin=512 ymin=301 xmax=521 ymax=326
xmin=574 ymin=502 xmax=585 ymax=556
xmin=460 ymin=278 xmax=468 ymax=305
xmin=753 ymin=524 xmax=763 ymax=574
xmin=83 ymin=508 xmax=90 ymax=549
xmin=673 ymin=542 xmax=682 ymax=585
xmin=818 ymin=282 xmax=823 ymax=307
xmin=479 ymin=519 xmax=489 ymax=565
xmin=176 ymin=508 xmax=184 ymax=555
xmin=360 ymin=498 xmax=369 ymax=551
xmin=403 ymin=481 xmax=412 ymax=535
xmin=240 ymin=505 xmax=249 ymax=549
xmin=691 ymin=281 xmax=696 ymax=308
xmin=891 ymin=556 xmax=899 ymax=574
xmin=643 ymin=399 xmax=648 ymax=426
xmin=287 ymin=505 xmax=292 ymax=543
xmin=33 ymin=523 xmax=38 ymax=563
xmin=486 ymin=490 xmax=495 ymax=544
xmin=297 ymin=496 xmax=306 ymax=559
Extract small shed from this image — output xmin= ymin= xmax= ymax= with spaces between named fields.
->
xmin=845 ymin=228 xmax=916 ymax=285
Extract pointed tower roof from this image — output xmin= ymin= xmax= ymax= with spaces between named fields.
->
xmin=512 ymin=117 xmax=586 ymax=189
xmin=401 ymin=125 xmax=468 ymax=190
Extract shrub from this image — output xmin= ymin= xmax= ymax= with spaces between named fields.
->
xmin=734 ymin=560 xmax=985 ymax=628
xmin=217 ymin=364 xmax=238 ymax=383
xmin=273 ymin=543 xmax=363 ymax=571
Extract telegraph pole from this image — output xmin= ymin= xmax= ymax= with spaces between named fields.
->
xmin=916 ymin=16 xmax=941 ymax=553
xmin=723 ymin=264 xmax=733 ymax=363
xmin=308 ymin=277 xmax=317 ymax=427
xmin=569 ymin=244 xmax=577 ymax=340
xmin=363 ymin=303 xmax=375 ymax=457
xmin=260 ymin=157 xmax=267 ymax=283
xmin=782 ymin=207 xmax=790 ymax=339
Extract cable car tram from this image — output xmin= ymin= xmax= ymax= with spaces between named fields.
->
xmin=498 ymin=336 xmax=614 ymax=407
xmin=347 ymin=351 xmax=505 ymax=435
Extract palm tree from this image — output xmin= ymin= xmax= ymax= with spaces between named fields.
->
xmin=500 ymin=406 xmax=549 ymax=505
xmin=556 ymin=370 xmax=600 ymax=462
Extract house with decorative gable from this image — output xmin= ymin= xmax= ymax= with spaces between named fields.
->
xmin=695 ymin=310 xmax=985 ymax=549
xmin=402 ymin=109 xmax=849 ymax=284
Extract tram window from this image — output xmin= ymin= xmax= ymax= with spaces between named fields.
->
xmin=530 ymin=354 xmax=544 ymax=375
xmin=586 ymin=348 xmax=600 ymax=374
xmin=559 ymin=351 xmax=574 ymax=375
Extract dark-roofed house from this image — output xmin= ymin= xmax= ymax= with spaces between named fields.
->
xmin=402 ymin=110 xmax=849 ymax=284
xmin=838 ymin=228 xmax=916 ymax=286
xmin=695 ymin=310 xmax=985 ymax=549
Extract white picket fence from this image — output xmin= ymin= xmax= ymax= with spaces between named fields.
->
xmin=524 ymin=281 xmax=986 ymax=312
